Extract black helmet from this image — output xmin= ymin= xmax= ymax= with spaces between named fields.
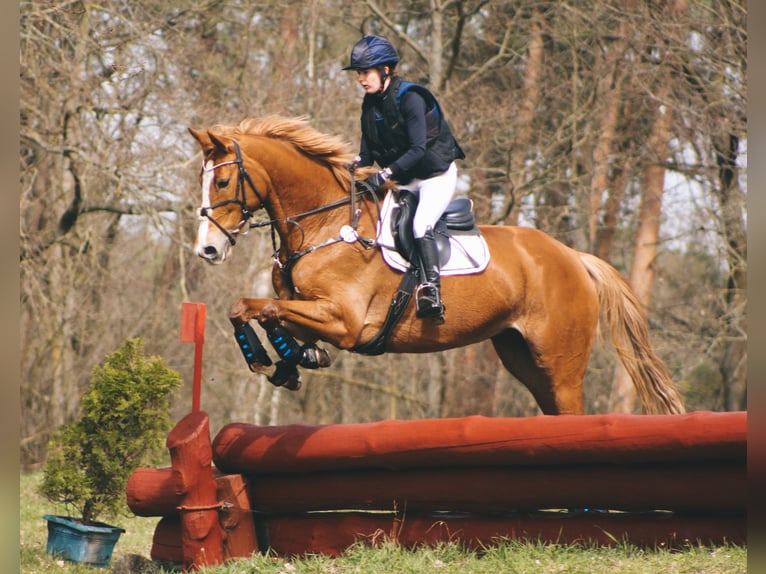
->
xmin=343 ymin=35 xmax=400 ymax=70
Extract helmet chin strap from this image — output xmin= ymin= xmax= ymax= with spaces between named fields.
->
xmin=378 ymin=66 xmax=391 ymax=93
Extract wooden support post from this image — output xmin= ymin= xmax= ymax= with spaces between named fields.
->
xmin=217 ymin=474 xmax=259 ymax=559
xmin=167 ymin=411 xmax=225 ymax=571
xmin=151 ymin=516 xmax=183 ymax=564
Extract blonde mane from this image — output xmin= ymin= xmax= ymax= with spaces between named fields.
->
xmin=212 ymin=115 xmax=360 ymax=188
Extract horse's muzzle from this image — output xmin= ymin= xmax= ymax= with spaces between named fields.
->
xmin=196 ymin=243 xmax=228 ymax=264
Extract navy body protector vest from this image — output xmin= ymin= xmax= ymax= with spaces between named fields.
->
xmin=361 ymin=77 xmax=464 ymax=182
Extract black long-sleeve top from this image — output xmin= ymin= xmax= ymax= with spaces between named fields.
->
xmin=358 ymin=89 xmax=428 ymax=180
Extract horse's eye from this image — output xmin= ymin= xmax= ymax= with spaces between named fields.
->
xmin=216 ymin=179 xmax=230 ymax=189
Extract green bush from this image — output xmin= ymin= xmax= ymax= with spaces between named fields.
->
xmin=39 ymin=337 xmax=181 ymax=525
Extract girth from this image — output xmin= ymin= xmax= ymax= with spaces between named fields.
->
xmin=351 ymin=266 xmax=420 ymax=356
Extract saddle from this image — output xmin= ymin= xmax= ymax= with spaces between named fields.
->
xmin=391 ymin=190 xmax=476 ymax=266
xmin=377 ymin=189 xmax=489 ymax=276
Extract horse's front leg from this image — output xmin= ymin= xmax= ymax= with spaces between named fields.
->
xmin=230 ymin=317 xmax=302 ymax=389
xmin=230 ymin=297 xmax=354 ymax=389
xmin=230 ymin=297 xmax=362 ymax=348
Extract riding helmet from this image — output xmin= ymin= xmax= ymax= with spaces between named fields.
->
xmin=343 ymin=35 xmax=400 ymax=70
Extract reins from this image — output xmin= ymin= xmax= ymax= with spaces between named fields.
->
xmin=200 ymin=139 xmax=381 ymax=288
xmin=272 ymin=179 xmax=380 ymax=293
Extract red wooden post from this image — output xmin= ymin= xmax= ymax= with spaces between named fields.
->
xmin=217 ymin=474 xmax=259 ymax=559
xmin=151 ymin=516 xmax=183 ymax=564
xmin=167 ymin=411 xmax=224 ymax=570
xmin=180 ymin=302 xmax=206 ymax=413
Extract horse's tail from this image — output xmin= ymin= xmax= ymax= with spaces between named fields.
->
xmin=579 ymin=252 xmax=685 ymax=414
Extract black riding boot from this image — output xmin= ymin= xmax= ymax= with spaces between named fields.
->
xmin=414 ymin=229 xmax=445 ymax=324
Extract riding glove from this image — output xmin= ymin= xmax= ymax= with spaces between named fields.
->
xmin=365 ymin=167 xmax=392 ymax=189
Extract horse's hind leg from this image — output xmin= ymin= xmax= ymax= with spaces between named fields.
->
xmin=490 ymin=329 xmax=586 ymax=415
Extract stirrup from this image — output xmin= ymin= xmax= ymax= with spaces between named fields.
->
xmin=415 ymin=283 xmax=445 ymax=323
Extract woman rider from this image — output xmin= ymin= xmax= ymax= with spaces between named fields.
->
xmin=344 ymin=35 xmax=465 ymax=325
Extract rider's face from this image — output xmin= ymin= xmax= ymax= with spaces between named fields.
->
xmin=356 ymin=67 xmax=387 ymax=94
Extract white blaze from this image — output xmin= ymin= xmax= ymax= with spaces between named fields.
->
xmin=197 ymin=160 xmax=215 ymax=246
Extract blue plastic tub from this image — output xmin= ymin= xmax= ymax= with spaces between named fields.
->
xmin=44 ymin=514 xmax=125 ymax=567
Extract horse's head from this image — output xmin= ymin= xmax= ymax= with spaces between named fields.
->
xmin=188 ymin=127 xmax=266 ymax=264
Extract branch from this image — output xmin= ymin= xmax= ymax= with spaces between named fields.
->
xmin=365 ymin=0 xmax=429 ymax=67
xmin=21 ymin=202 xmax=181 ymax=262
xmin=449 ymin=25 xmax=512 ymax=96
xmin=80 ymin=203 xmax=179 ymax=216
xmin=20 ymin=131 xmax=78 ymax=157
xmin=305 ymin=369 xmax=428 ymax=406
xmin=444 ymin=1 xmax=490 ymax=87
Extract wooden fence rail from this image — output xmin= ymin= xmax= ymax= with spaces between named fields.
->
xmin=127 ymin=410 xmax=746 ymax=570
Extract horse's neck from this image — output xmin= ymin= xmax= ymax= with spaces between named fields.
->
xmin=256 ymin=144 xmax=350 ymax=249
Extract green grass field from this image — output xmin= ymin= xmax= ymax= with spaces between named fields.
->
xmin=21 ymin=473 xmax=746 ymax=573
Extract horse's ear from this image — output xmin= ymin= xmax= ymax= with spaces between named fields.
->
xmin=208 ymin=131 xmax=233 ymax=155
xmin=187 ymin=127 xmax=232 ymax=156
xmin=188 ymin=127 xmax=212 ymax=151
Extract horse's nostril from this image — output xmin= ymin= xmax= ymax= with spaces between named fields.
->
xmin=203 ymin=245 xmax=218 ymax=257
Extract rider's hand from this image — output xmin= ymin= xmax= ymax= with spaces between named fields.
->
xmin=365 ymin=168 xmax=392 ymax=189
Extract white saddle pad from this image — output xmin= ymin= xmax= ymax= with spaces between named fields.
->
xmin=376 ymin=191 xmax=490 ymax=276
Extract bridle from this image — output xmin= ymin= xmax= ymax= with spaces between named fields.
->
xmin=199 ymin=139 xmax=379 ymax=279
xmin=199 ymin=140 xmax=264 ymax=247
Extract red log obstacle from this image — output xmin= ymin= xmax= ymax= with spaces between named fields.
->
xmin=127 ymin=411 xmax=746 ymax=569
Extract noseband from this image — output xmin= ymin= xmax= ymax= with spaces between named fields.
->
xmin=199 ymin=140 xmax=265 ymax=246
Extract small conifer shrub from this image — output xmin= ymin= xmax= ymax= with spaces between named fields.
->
xmin=40 ymin=338 xmax=181 ymax=524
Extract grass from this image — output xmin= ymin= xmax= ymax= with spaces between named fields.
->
xmin=21 ymin=472 xmax=161 ymax=574
xmin=21 ymin=472 xmax=747 ymax=573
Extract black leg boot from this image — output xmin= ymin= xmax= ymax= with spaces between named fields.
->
xmin=414 ymin=229 xmax=445 ymax=324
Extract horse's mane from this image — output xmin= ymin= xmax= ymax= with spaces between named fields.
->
xmin=211 ymin=115 xmax=365 ymax=189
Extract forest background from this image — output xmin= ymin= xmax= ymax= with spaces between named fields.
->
xmin=19 ymin=0 xmax=746 ymax=470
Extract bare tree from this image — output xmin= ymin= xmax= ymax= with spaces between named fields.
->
xmin=20 ymin=0 xmax=746 ymax=467
xmin=587 ymin=0 xmax=635 ymax=252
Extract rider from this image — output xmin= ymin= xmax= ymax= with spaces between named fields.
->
xmin=344 ymin=35 xmax=465 ymax=325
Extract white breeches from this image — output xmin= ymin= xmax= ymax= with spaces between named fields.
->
xmin=405 ymin=162 xmax=458 ymax=238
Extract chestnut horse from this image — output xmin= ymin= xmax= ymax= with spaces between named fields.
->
xmin=188 ymin=115 xmax=684 ymax=415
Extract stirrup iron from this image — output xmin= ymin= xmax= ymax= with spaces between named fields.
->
xmin=415 ymin=282 xmax=445 ymax=324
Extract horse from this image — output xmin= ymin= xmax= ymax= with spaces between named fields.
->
xmin=188 ymin=115 xmax=685 ymax=416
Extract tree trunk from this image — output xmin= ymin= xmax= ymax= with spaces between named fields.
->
xmin=503 ymin=6 xmax=544 ymax=226
xmin=597 ymin=149 xmax=632 ymax=262
xmin=714 ymin=132 xmax=747 ymax=410
xmin=609 ymin=83 xmax=674 ymax=413
xmin=609 ymin=0 xmax=689 ymax=413
xmin=588 ymin=4 xmax=633 ymax=251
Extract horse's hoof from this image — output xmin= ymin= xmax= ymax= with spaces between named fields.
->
xmin=268 ymin=360 xmax=302 ymax=390
xmin=247 ymin=362 xmax=269 ymax=373
xmin=300 ymin=345 xmax=332 ymax=369
xmin=283 ymin=377 xmax=302 ymax=391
